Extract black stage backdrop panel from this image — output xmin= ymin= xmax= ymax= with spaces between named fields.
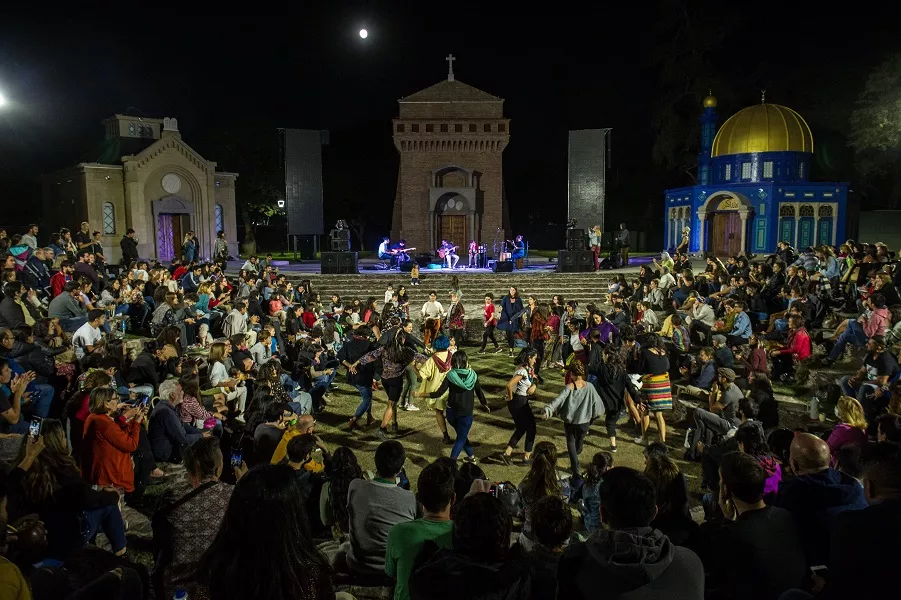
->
xmin=282 ymin=128 xmax=327 ymax=236
xmin=567 ymin=129 xmax=610 ymax=233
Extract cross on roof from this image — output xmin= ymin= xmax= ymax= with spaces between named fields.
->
xmin=446 ymin=54 xmax=456 ymax=82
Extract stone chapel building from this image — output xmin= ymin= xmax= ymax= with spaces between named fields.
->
xmin=391 ymin=57 xmax=510 ymax=254
xmin=41 ymin=115 xmax=239 ymax=263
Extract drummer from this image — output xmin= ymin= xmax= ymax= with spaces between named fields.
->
xmin=468 ymin=239 xmax=478 ymax=268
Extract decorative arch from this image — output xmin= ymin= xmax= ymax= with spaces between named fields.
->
xmin=432 ymin=165 xmax=474 ymax=188
xmin=697 ymin=190 xmax=753 ymax=217
xmin=818 ymin=204 xmax=833 ymax=217
xmin=779 ymin=204 xmax=796 ymax=217
xmin=799 ymin=204 xmax=815 ymax=217
xmin=798 ymin=204 xmax=816 ymax=248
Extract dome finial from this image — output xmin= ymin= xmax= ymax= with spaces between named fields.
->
xmin=703 ymin=89 xmax=718 ymax=108
xmin=761 ymin=89 xmax=767 ymax=104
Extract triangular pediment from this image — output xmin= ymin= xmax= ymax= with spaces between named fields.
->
xmin=124 ymin=136 xmax=216 ymax=174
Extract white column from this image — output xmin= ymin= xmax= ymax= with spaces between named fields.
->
xmin=739 ymin=210 xmax=749 ymax=253
xmin=698 ymin=213 xmax=707 ymax=254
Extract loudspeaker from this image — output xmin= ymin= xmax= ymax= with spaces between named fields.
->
xmin=321 ymin=251 xmax=358 ymax=274
xmin=400 ymin=261 xmax=415 ymax=272
xmin=557 ymin=250 xmax=594 ymax=273
xmin=567 ymin=237 xmax=587 ymax=251
xmin=330 ymin=229 xmax=350 ymax=241
xmin=492 ymin=260 xmax=515 ymax=273
xmin=330 ymin=238 xmax=351 ymax=251
xmin=566 ymin=228 xmax=586 ymax=240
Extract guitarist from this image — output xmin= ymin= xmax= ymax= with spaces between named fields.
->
xmin=392 ymin=239 xmax=413 ymax=266
xmin=438 ymin=239 xmax=460 ymax=269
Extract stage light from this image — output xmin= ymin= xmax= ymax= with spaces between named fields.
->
xmin=359 ymin=28 xmax=368 ymax=39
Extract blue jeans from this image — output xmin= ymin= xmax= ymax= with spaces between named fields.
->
xmin=60 ymin=316 xmax=88 ymax=332
xmin=446 ymin=405 xmax=474 ymax=459
xmin=353 ymin=384 xmax=373 ymax=419
xmin=829 ymin=319 xmax=868 ymax=360
xmin=288 ymin=391 xmax=313 ymax=415
xmin=82 ymin=503 xmax=127 ymax=554
xmin=28 ymin=383 xmax=54 ymax=418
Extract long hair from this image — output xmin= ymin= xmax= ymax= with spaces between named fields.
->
xmin=519 ymin=441 xmax=560 ymax=505
xmin=18 ymin=419 xmax=79 ymax=504
xmin=194 ymin=465 xmax=332 ymax=599
xmin=383 ymin=328 xmax=414 ymax=365
xmin=208 ymin=342 xmax=227 ymax=365
xmin=643 ymin=453 xmax=689 ymax=518
xmin=585 ymin=451 xmax=613 ymax=486
xmin=838 ymin=396 xmax=868 ymax=430
xmin=326 ymin=447 xmax=363 ymax=534
xmin=515 ymin=347 xmax=537 ymax=367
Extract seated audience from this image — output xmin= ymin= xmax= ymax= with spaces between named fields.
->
xmin=148 ymin=378 xmax=207 ymax=463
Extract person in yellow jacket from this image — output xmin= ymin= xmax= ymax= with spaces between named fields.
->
xmin=417 ymin=335 xmax=453 ymax=444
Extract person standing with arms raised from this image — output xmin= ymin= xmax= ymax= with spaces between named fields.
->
xmin=502 ymin=348 xmax=539 ymax=465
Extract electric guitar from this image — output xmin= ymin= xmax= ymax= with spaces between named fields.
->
xmin=437 ymin=245 xmax=459 ymax=259
xmin=389 ymin=247 xmax=417 ymax=255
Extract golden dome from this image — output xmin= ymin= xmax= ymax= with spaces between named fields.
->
xmin=703 ymin=94 xmax=717 ymax=108
xmin=711 ymin=103 xmax=813 ymax=157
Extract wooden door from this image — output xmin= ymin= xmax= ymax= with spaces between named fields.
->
xmin=436 ymin=215 xmax=466 ymax=252
xmin=710 ymin=212 xmax=741 ymax=256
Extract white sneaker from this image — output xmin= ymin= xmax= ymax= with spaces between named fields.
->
xmin=405 ymin=404 xmax=421 ymax=411
xmin=633 ymin=436 xmax=645 ymax=445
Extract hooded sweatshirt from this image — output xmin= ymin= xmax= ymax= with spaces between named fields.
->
xmin=543 ymin=382 xmax=605 ymax=425
xmin=863 ymin=306 xmax=891 ymax=338
xmin=557 ymin=527 xmax=704 ymax=600
xmin=429 ymin=368 xmax=487 ymax=417
xmin=772 ymin=467 xmax=868 ymax=567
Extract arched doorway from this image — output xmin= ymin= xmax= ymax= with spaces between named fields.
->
xmin=433 ymin=192 xmax=471 ymax=253
xmin=153 ymin=196 xmax=195 ymax=262
xmin=698 ymin=192 xmax=752 ymax=257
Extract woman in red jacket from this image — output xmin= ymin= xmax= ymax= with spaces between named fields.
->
xmin=769 ymin=314 xmax=812 ymax=383
xmin=81 ymin=387 xmax=145 ymax=495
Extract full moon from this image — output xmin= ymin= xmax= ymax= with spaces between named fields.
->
xmin=359 ymin=28 xmax=368 ymax=39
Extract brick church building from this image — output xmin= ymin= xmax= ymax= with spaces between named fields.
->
xmin=391 ymin=57 xmax=511 ymax=255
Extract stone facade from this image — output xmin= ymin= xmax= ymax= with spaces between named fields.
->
xmin=42 ymin=115 xmax=238 ymax=263
xmin=392 ymin=74 xmax=510 ymax=255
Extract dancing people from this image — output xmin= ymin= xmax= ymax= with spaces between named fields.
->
xmin=528 ymin=297 xmax=548 ymax=385
xmin=339 ymin=325 xmax=377 ymax=431
xmin=415 ymin=350 xmax=489 ymax=462
xmin=542 ymin=360 xmax=604 ymax=483
xmin=636 ymin=334 xmax=673 ymax=444
xmin=502 ymin=348 xmax=539 ymax=465
xmin=417 ymin=334 xmax=454 ymax=444
xmin=356 ymin=327 xmax=421 ymax=441
xmin=478 ymin=293 xmax=500 ymax=354
xmin=498 ymin=286 xmax=524 ymax=356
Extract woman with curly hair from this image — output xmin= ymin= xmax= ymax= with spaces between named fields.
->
xmin=502 ymin=348 xmax=539 ymax=465
xmin=322 ymin=446 xmax=364 ymax=538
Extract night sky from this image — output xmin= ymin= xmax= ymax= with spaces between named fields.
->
xmin=1 ymin=2 xmax=899 ymax=248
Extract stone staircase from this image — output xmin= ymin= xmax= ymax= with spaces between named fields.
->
xmin=250 ymin=271 xmax=635 ymax=339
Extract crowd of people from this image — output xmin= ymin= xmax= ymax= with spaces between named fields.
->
xmin=1 ymin=222 xmax=901 ymax=600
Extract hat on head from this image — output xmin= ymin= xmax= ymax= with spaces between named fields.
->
xmin=717 ymin=367 xmax=736 ymax=381
xmin=711 ymin=334 xmax=727 ymax=345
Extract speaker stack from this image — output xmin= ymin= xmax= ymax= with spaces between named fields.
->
xmin=566 ymin=228 xmax=587 ymax=251
xmin=321 ymin=251 xmax=358 ymax=274
xmin=557 ymin=249 xmax=594 ymax=273
xmin=491 ymin=260 xmax=515 ymax=273
xmin=329 ymin=229 xmax=351 ymax=252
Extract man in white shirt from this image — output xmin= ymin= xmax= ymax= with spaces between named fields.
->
xmin=223 ymin=301 xmax=257 ymax=347
xmin=240 ymin=255 xmax=259 ymax=275
xmin=73 ymin=309 xmax=106 ymax=360
xmin=21 ymin=224 xmax=39 ymax=250
xmin=420 ymin=291 xmax=445 ymax=349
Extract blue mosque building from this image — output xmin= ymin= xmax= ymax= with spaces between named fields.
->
xmin=664 ymin=94 xmax=849 ymax=256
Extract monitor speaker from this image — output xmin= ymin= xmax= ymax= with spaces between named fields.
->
xmin=567 ymin=237 xmax=587 ymax=251
xmin=566 ymin=228 xmax=586 ymax=240
xmin=557 ymin=250 xmax=594 ymax=273
xmin=492 ymin=260 xmax=514 ymax=273
xmin=321 ymin=251 xmax=358 ymax=274
xmin=330 ymin=229 xmax=350 ymax=240
xmin=330 ymin=238 xmax=351 ymax=251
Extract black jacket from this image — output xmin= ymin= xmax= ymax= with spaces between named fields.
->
xmin=825 ymin=498 xmax=901 ymax=599
xmin=120 ymin=235 xmax=139 ymax=264
xmin=148 ymin=399 xmax=203 ymax=463
xmin=23 ymin=256 xmax=51 ymax=295
xmin=771 ymin=468 xmax=868 ymax=567
xmin=704 ymin=506 xmax=807 ymax=600
xmin=410 ymin=549 xmax=533 ymax=600
xmin=337 ymin=336 xmax=376 ymax=387
xmin=557 ymin=527 xmax=703 ymax=600
xmin=0 ymin=297 xmax=26 ymax=329
xmin=0 ymin=341 xmax=55 ymax=378
xmin=127 ymin=352 xmax=161 ymax=389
